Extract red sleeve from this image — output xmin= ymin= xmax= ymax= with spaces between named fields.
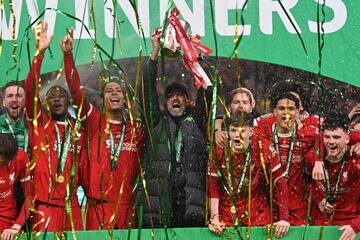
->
xmin=351 ymin=216 xmax=360 ymax=234
xmin=64 ymin=54 xmax=90 ymax=118
xmin=311 ymin=180 xmax=325 ymax=207
xmin=273 ymin=175 xmax=289 ymax=221
xmin=253 ymin=115 xmax=275 ymax=140
xmin=208 ymin=147 xmax=223 ymax=199
xmin=14 ymin=150 xmax=31 ymax=226
xmin=208 ymin=176 xmax=220 ymax=199
xmin=14 ymin=181 xmax=30 ymax=227
xmin=25 ymin=55 xmax=44 ymax=120
xmin=349 ymin=129 xmax=360 ymax=145
xmin=264 ymin=142 xmax=289 ymax=221
xmin=78 ymin=146 xmax=89 ymax=194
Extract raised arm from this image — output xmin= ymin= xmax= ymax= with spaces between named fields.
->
xmin=208 ymin=147 xmax=225 ymax=236
xmin=193 ymin=83 xmax=213 ymax=137
xmin=141 ymin=31 xmax=161 ymax=127
xmin=60 ymin=31 xmax=91 ymax=118
xmin=25 ymin=22 xmax=53 ymax=120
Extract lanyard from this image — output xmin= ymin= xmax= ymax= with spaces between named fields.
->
xmin=324 ymin=151 xmax=348 ymax=205
xmin=273 ymin=124 xmax=296 ymax=178
xmin=224 ymin=142 xmax=252 ymax=194
xmin=109 ymin=124 xmax=126 ymax=170
xmin=167 ymin=128 xmax=183 ymax=162
xmin=5 ymin=118 xmax=29 ymax=152
xmin=54 ymin=122 xmax=72 ymax=174
xmin=237 ymin=142 xmax=252 ymax=193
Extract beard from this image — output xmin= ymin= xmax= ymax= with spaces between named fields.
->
xmin=168 ymin=107 xmax=185 ymax=117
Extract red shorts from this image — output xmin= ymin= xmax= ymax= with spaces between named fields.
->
xmin=33 ymin=200 xmax=83 ymax=232
xmin=86 ymin=198 xmax=136 ymax=230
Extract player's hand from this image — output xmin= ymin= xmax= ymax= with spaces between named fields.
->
xmin=150 ymin=29 xmax=162 ymax=60
xmin=208 ymin=216 xmax=226 ymax=237
xmin=350 ymin=143 xmax=360 ymax=158
xmin=348 ymin=104 xmax=360 ymax=120
xmin=1 ymin=224 xmax=21 ymax=240
xmin=215 ymin=130 xmax=227 ymax=149
xmin=319 ymin=199 xmax=335 ymax=215
xmin=59 ymin=29 xmax=74 ymax=55
xmin=312 ymin=161 xmax=324 ymax=181
xmin=33 ymin=22 xmax=54 ymax=55
xmin=274 ymin=220 xmax=290 ymax=238
xmin=339 ymin=225 xmax=357 ymax=240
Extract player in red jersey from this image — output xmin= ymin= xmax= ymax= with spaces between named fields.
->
xmin=256 ymin=92 xmax=320 ymax=225
xmin=208 ymin=112 xmax=290 ymax=238
xmin=59 ymin=31 xmax=145 ymax=230
xmin=25 ymin=23 xmax=84 ymax=231
xmin=254 ymin=79 xmax=324 ymax=181
xmin=311 ymin=111 xmax=360 ymax=240
xmin=0 ymin=134 xmax=30 ymax=240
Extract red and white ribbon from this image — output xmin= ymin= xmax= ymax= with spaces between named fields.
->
xmin=165 ymin=8 xmax=213 ymax=89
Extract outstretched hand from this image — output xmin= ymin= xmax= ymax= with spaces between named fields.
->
xmin=274 ymin=220 xmax=290 ymax=238
xmin=339 ymin=225 xmax=357 ymax=240
xmin=150 ymin=29 xmax=162 ymax=61
xmin=59 ymin=29 xmax=74 ymax=55
xmin=1 ymin=224 xmax=21 ymax=240
xmin=312 ymin=161 xmax=324 ymax=181
xmin=208 ymin=217 xmax=226 ymax=237
xmin=33 ymin=22 xmax=54 ymax=55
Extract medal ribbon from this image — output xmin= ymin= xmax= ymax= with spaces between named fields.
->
xmin=175 ymin=128 xmax=183 ymax=163
xmin=273 ymin=124 xmax=296 ymax=178
xmin=109 ymin=124 xmax=126 ymax=170
xmin=54 ymin=122 xmax=72 ymax=174
xmin=224 ymin=142 xmax=252 ymax=195
xmin=324 ymin=150 xmax=348 ymax=204
xmin=238 ymin=142 xmax=252 ymax=193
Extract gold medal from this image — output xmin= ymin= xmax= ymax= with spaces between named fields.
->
xmin=230 ymin=205 xmax=236 ymax=214
xmin=57 ymin=175 xmax=65 ymax=183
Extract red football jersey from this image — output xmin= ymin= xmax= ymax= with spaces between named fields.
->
xmin=0 ymin=149 xmax=30 ymax=231
xmin=25 ymin=55 xmax=84 ymax=206
xmin=255 ymin=121 xmax=320 ymax=217
xmin=83 ymin=109 xmax=145 ymax=204
xmin=312 ymin=156 xmax=360 ymax=233
xmin=208 ymin=137 xmax=288 ymax=226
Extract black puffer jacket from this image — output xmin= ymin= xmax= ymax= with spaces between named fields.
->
xmin=138 ymin=59 xmax=209 ymax=228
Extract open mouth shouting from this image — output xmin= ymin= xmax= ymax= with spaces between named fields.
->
xmin=110 ymin=98 xmax=120 ymax=104
xmin=172 ymin=101 xmax=181 ymax=109
xmin=9 ymin=104 xmax=20 ymax=112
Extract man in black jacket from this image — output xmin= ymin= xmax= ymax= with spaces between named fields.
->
xmin=138 ymin=31 xmax=210 ymax=228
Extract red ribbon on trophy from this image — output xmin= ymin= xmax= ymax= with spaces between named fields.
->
xmin=162 ymin=8 xmax=213 ymax=89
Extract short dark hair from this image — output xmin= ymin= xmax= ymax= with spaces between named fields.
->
xmin=0 ymin=133 xmax=18 ymax=161
xmin=323 ymin=110 xmax=349 ymax=132
xmin=267 ymin=79 xmax=308 ymax=108
xmin=98 ymin=67 xmax=126 ymax=95
xmin=2 ymin=80 xmax=25 ymax=93
xmin=229 ymin=111 xmax=254 ymax=128
xmin=271 ymin=92 xmax=300 ymax=110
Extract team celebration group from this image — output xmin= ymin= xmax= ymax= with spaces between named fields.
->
xmin=0 ymin=22 xmax=359 ymax=240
